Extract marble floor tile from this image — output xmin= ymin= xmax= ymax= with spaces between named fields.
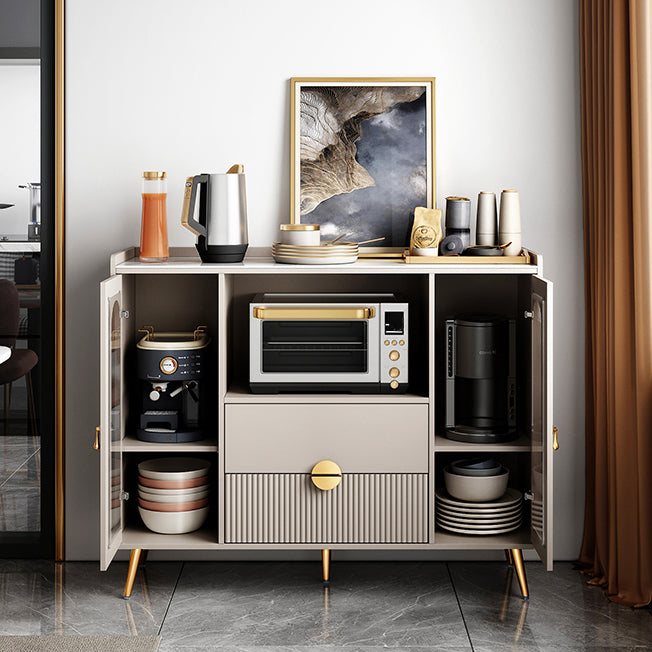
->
xmin=0 ymin=560 xmax=182 ymax=636
xmin=158 ymin=562 xmax=470 ymax=650
xmin=449 ymin=562 xmax=652 ymax=650
xmin=0 ymin=481 xmax=40 ymax=531
xmin=158 ymin=648 xmax=473 ymax=652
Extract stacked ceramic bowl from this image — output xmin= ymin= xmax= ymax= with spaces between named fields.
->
xmin=272 ymin=242 xmax=359 ymax=265
xmin=436 ymin=458 xmax=522 ymax=535
xmin=137 ymin=457 xmax=211 ymax=534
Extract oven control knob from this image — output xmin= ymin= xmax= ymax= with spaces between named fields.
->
xmin=389 ymin=350 xmax=400 ymax=361
xmin=311 ymin=460 xmax=342 ymax=491
xmin=389 ymin=367 xmax=400 ymax=378
xmin=390 ymin=380 xmax=399 ymax=390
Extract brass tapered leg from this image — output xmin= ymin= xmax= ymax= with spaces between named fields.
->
xmin=511 ymin=548 xmax=529 ymax=600
xmin=123 ymin=549 xmax=142 ymax=600
xmin=504 ymin=549 xmax=514 ymax=567
xmin=322 ymin=549 xmax=330 ymax=583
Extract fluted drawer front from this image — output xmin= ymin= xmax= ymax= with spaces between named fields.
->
xmin=225 ymin=473 xmax=428 ymax=544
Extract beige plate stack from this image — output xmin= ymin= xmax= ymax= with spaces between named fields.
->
xmin=272 ymin=242 xmax=359 ymax=265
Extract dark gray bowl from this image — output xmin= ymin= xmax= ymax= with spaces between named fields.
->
xmin=449 ymin=460 xmax=504 ymax=477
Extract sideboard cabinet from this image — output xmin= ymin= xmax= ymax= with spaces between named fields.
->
xmin=99 ymin=247 xmax=554 ymax=600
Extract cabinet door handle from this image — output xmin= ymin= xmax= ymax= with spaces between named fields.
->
xmin=553 ymin=426 xmax=559 ymax=451
xmin=311 ymin=460 xmax=342 ymax=491
xmin=93 ymin=426 xmax=100 ymax=451
xmin=253 ymin=307 xmax=375 ymax=320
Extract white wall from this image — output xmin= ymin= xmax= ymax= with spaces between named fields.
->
xmin=0 ymin=63 xmax=39 ymax=236
xmin=66 ymin=0 xmax=584 ymax=560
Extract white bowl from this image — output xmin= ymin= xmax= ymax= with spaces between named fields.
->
xmin=138 ymin=486 xmax=210 ymax=503
xmin=279 ymin=224 xmax=320 ymax=246
xmin=443 ymin=466 xmax=509 ymax=502
xmin=138 ymin=457 xmax=211 ymax=481
xmin=412 ymin=247 xmax=439 ymax=257
xmin=138 ymin=505 xmax=209 ymax=534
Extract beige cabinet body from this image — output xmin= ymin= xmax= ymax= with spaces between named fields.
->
xmin=99 ymin=248 xmax=553 ymax=569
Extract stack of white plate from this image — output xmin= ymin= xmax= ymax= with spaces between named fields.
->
xmin=435 ymin=487 xmax=523 ymax=535
xmin=531 ymin=499 xmax=543 ymax=530
xmin=137 ymin=457 xmax=211 ymax=534
xmin=272 ymin=242 xmax=358 ymax=265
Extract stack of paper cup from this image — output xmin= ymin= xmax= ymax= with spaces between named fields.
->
xmin=498 ymin=190 xmax=522 ymax=256
xmin=476 ymin=192 xmax=497 ymax=246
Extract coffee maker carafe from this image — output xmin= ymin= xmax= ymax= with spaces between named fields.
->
xmin=445 ymin=314 xmax=516 ymax=443
xmin=136 ymin=327 xmax=211 ymax=443
xmin=181 ymin=164 xmax=248 ymax=263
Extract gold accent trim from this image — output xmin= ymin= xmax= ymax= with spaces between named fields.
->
xmin=94 ymin=427 xmax=100 ymax=451
xmin=445 ymin=196 xmax=470 ymax=202
xmin=253 ymin=307 xmax=375 ymax=320
xmin=142 ymin=171 xmax=166 ymax=179
xmin=280 ymin=224 xmax=320 ymax=231
xmin=181 ymin=176 xmax=200 ymax=236
xmin=290 ymin=78 xmax=437 ymax=259
xmin=553 ymin=426 xmax=559 ymax=450
xmin=311 ymin=461 xmax=342 ymax=491
xmin=55 ymin=0 xmax=66 ymax=563
xmin=226 ymin=164 xmax=244 ymax=174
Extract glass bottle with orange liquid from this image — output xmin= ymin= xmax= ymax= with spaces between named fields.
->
xmin=139 ymin=171 xmax=169 ymax=262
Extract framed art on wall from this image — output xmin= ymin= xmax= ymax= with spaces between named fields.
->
xmin=290 ymin=77 xmax=436 ymax=255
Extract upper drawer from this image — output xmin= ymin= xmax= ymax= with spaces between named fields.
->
xmin=225 ymin=403 xmax=428 ymax=473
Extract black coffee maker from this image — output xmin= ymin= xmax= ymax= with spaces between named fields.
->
xmin=445 ymin=314 xmax=516 ymax=443
xmin=136 ymin=327 xmax=211 ymax=443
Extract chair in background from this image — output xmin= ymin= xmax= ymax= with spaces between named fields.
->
xmin=0 ymin=279 xmax=38 ymax=436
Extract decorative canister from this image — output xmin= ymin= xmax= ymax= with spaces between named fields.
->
xmin=140 ymin=171 xmax=169 ymax=262
xmin=445 ymin=196 xmax=471 ymax=248
xmin=498 ymin=190 xmax=522 ymax=256
xmin=280 ymin=224 xmax=320 ymax=246
xmin=476 ymin=192 xmax=498 ymax=246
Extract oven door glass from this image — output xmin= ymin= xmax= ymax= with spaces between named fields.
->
xmin=262 ymin=321 xmax=368 ymax=373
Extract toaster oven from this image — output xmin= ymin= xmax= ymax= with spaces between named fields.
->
xmin=249 ymin=293 xmax=408 ymax=393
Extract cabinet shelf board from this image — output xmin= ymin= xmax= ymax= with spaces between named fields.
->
xmin=225 ymin=384 xmax=430 ymax=404
xmin=113 ymin=248 xmax=541 ymax=276
xmin=434 ymin=433 xmax=531 ymax=452
xmin=432 ymin=525 xmax=532 ymax=549
xmin=121 ymin=524 xmax=219 ymax=550
xmin=122 ymin=433 xmax=218 ymax=453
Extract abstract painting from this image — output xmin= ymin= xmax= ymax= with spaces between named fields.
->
xmin=291 ymin=78 xmax=436 ymax=253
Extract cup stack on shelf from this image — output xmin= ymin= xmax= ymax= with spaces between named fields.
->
xmin=137 ymin=457 xmax=211 ymax=534
xmin=436 ymin=457 xmax=523 ymax=535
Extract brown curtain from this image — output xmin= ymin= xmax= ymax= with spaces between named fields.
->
xmin=579 ymin=0 xmax=652 ymax=608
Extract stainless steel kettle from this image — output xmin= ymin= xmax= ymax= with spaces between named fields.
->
xmin=181 ymin=164 xmax=248 ymax=263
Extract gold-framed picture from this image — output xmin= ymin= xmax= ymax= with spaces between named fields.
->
xmin=290 ymin=77 xmax=436 ymax=256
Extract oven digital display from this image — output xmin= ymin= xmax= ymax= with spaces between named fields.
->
xmin=384 ymin=311 xmax=404 ymax=335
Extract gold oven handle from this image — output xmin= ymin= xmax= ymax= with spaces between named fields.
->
xmin=311 ymin=460 xmax=342 ymax=491
xmin=253 ymin=307 xmax=376 ymax=320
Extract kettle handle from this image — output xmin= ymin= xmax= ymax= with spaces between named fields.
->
xmin=181 ymin=174 xmax=209 ymax=237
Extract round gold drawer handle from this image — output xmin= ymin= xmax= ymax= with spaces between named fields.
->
xmin=311 ymin=460 xmax=342 ymax=491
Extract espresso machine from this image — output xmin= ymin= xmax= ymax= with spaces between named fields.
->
xmin=445 ymin=314 xmax=516 ymax=443
xmin=136 ymin=327 xmax=211 ymax=443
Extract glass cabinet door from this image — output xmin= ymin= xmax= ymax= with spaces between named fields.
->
xmin=530 ymin=276 xmax=553 ymax=570
xmin=100 ymin=276 xmax=124 ymax=569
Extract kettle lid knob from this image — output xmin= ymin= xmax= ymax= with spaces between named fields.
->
xmin=226 ymin=164 xmax=244 ymax=174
